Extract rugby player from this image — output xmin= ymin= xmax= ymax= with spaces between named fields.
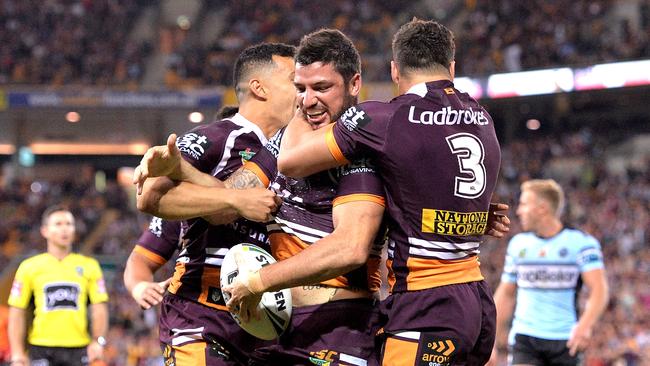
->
xmin=490 ymin=179 xmax=609 ymax=366
xmin=136 ymin=42 xmax=297 ymax=366
xmin=278 ymin=19 xmax=503 ymax=365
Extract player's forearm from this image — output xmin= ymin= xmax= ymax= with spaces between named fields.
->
xmin=579 ymin=275 xmax=609 ymax=328
xmin=492 ymin=283 xmax=516 ymax=346
xmin=138 ymin=177 xmax=237 ymax=219
xmin=260 ymin=201 xmax=383 ymax=292
xmin=278 ymin=116 xmax=337 ymax=177
xmin=8 ymin=307 xmax=27 ymax=357
xmin=178 ymin=159 xmax=224 ymax=186
xmin=123 ymin=252 xmax=159 ymax=293
xmin=90 ymin=302 xmax=109 ymax=339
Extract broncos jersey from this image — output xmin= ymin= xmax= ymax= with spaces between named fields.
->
xmin=133 ymin=217 xmax=184 ymax=266
xmin=502 ymin=228 xmax=605 ymax=341
xmin=327 ymin=80 xmax=501 ymax=293
xmin=168 ymin=113 xmax=271 ymax=311
xmin=246 ymin=127 xmax=385 ymax=292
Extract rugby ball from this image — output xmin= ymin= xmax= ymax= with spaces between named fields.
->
xmin=220 ymin=243 xmax=292 ymax=340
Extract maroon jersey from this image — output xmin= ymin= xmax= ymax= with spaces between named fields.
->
xmin=327 ymin=80 xmax=501 ymax=293
xmin=133 ymin=217 xmax=183 ymax=266
xmin=246 ymin=127 xmax=385 ymax=292
xmin=168 ymin=113 xmax=271 ymax=311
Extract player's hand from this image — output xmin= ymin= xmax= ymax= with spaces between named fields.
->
xmin=133 ymin=134 xmax=181 ymax=195
xmin=223 ymin=252 xmax=263 ymax=323
xmin=567 ymin=321 xmax=592 ymax=356
xmin=232 ymin=188 xmax=282 ymax=222
xmin=131 ymin=278 xmax=172 ymax=309
xmin=486 ymin=202 xmax=510 ymax=238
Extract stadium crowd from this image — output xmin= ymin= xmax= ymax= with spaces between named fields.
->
xmin=2 ymin=0 xmax=649 ymax=86
xmin=0 ymin=128 xmax=647 ymax=365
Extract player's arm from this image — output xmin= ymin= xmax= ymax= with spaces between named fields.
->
xmin=489 ymin=281 xmax=517 ymax=365
xmin=8 ymin=306 xmax=28 ymax=365
xmin=567 ymin=268 xmax=609 ymax=356
xmin=224 ymin=200 xmax=384 ymax=318
xmin=137 ymin=176 xmax=277 ymax=223
xmin=278 ymin=113 xmax=344 ymax=177
xmin=124 ymin=249 xmax=169 ymax=309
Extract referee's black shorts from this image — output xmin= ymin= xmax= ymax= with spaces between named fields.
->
xmin=29 ymin=345 xmax=88 ymax=366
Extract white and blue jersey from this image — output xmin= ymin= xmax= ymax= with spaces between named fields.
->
xmin=501 ymin=227 xmax=604 ymax=342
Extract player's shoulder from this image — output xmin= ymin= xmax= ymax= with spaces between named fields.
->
xmin=507 ymin=232 xmax=536 ymax=248
xmin=69 ymin=253 xmax=101 ymax=267
xmin=561 ymin=227 xmax=600 ymax=247
xmin=18 ymin=252 xmax=50 ymax=268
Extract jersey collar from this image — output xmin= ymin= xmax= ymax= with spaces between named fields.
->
xmin=229 ymin=113 xmax=269 ymax=145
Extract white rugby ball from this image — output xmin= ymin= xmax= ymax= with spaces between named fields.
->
xmin=220 ymin=243 xmax=292 ymax=340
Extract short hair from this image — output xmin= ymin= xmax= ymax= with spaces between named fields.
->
xmin=41 ymin=204 xmax=72 ymax=226
xmin=521 ymin=179 xmax=565 ymax=217
xmin=233 ymin=43 xmax=296 ymax=96
xmin=296 ymin=29 xmax=361 ymax=84
xmin=392 ymin=19 xmax=455 ymax=75
xmin=215 ymin=105 xmax=239 ymax=120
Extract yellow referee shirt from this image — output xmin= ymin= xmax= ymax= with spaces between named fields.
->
xmin=8 ymin=253 xmax=109 ymax=347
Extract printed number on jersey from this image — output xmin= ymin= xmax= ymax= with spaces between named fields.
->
xmin=445 ymin=133 xmax=486 ymax=199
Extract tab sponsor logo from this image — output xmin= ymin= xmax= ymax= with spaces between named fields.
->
xmin=408 ymin=106 xmax=489 ymax=126
xmin=421 ymin=209 xmax=488 ymax=236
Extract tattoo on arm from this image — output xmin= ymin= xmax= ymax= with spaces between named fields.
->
xmin=224 ymin=168 xmax=264 ymax=190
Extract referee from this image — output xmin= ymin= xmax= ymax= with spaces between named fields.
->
xmin=8 ymin=205 xmax=109 ymax=366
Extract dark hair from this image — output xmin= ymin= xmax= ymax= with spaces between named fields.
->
xmin=296 ymin=29 xmax=361 ymax=84
xmin=215 ymin=105 xmax=239 ymax=120
xmin=392 ymin=19 xmax=455 ymax=74
xmin=41 ymin=204 xmax=72 ymax=226
xmin=233 ymin=43 xmax=296 ymax=94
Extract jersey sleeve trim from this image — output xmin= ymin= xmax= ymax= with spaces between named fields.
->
xmin=333 ymin=194 xmax=386 ymax=208
xmin=243 ymin=161 xmax=271 ymax=188
xmin=133 ymin=245 xmax=167 ymax=266
xmin=326 ymin=124 xmax=350 ymax=165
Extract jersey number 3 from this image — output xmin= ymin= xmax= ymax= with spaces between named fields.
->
xmin=446 ymin=133 xmax=486 ymax=199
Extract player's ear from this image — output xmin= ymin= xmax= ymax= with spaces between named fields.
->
xmin=249 ymin=79 xmax=267 ymax=100
xmin=348 ymin=73 xmax=362 ymax=98
xmin=390 ymin=61 xmax=399 ymax=84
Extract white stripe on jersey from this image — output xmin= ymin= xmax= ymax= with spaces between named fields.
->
xmin=390 ymin=331 xmax=420 ymax=340
xmin=408 ymin=237 xmax=480 ymax=251
xmin=213 ymin=113 xmax=268 ymax=176
xmin=339 ymin=353 xmax=368 ymax=366
xmin=205 ymin=257 xmax=223 ymax=266
xmin=274 ymin=217 xmax=330 ymax=238
xmin=171 ymin=326 xmax=205 ymax=345
xmin=206 ymin=248 xmax=229 ymax=256
xmin=409 ymin=246 xmax=478 ymax=260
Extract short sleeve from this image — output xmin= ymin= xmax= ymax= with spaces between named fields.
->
xmin=577 ymin=236 xmax=605 ymax=273
xmin=330 ymin=102 xmax=391 ymax=161
xmin=333 ymin=157 xmax=385 ymax=208
xmin=135 ymin=217 xmax=180 ymax=265
xmin=87 ymin=259 xmax=109 ymax=304
xmin=176 ymin=124 xmax=226 ymax=174
xmin=8 ymin=262 xmax=32 ymax=309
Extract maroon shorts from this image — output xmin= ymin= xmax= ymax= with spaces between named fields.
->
xmin=379 ymin=281 xmax=496 ymax=366
xmin=159 ymin=293 xmax=271 ymax=366
xmin=250 ymin=298 xmax=380 ymax=366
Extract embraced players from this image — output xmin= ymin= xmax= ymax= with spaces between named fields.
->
xmin=136 ymin=42 xmax=296 ymax=365
xmin=278 ymin=19 xmax=504 ymax=365
xmin=490 ymin=180 xmax=609 ymax=366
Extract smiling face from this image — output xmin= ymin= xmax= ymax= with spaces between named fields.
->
xmin=294 ymin=61 xmax=359 ymax=129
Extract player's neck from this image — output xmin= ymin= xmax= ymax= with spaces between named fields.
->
xmin=47 ymin=243 xmax=72 ymax=260
xmin=398 ymin=73 xmax=452 ymax=94
xmin=534 ymin=218 xmax=564 ymax=239
xmin=239 ymin=104 xmax=282 ymax=139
